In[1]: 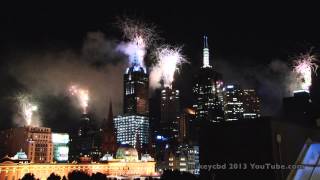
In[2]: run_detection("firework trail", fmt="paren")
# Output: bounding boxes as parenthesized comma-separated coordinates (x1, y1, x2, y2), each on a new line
(293, 52, 319, 91)
(16, 93, 38, 126)
(69, 85, 89, 114)
(150, 46, 187, 89)
(116, 17, 158, 72)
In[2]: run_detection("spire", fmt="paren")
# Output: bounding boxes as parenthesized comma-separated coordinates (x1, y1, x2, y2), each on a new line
(107, 100, 113, 123)
(203, 35, 211, 68)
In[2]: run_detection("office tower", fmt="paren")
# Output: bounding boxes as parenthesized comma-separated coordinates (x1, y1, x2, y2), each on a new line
(242, 89, 261, 119)
(0, 126, 53, 163)
(160, 87, 180, 145)
(224, 85, 244, 121)
(224, 85, 261, 121)
(123, 65, 149, 115)
(178, 108, 196, 143)
(193, 36, 224, 122)
(115, 60, 150, 149)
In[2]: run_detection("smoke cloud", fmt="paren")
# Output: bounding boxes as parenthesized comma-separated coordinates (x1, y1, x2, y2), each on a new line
(8, 32, 127, 129)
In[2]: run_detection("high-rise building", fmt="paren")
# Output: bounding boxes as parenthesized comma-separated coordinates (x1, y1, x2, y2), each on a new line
(242, 89, 261, 119)
(224, 85, 245, 121)
(114, 115, 149, 148)
(178, 108, 196, 143)
(193, 36, 224, 122)
(0, 126, 53, 163)
(224, 84, 261, 121)
(114, 60, 150, 150)
(160, 87, 180, 145)
(69, 114, 103, 162)
(123, 66, 149, 115)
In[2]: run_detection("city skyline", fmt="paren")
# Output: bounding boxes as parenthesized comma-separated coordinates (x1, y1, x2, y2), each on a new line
(1, 3, 320, 180)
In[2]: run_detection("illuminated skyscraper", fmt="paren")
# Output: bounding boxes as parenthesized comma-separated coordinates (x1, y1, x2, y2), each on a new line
(193, 36, 224, 122)
(224, 85, 244, 121)
(115, 62, 150, 149)
(160, 87, 180, 145)
(123, 65, 149, 115)
(224, 84, 261, 121)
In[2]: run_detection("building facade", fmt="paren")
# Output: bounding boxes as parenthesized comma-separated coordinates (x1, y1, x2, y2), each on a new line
(114, 115, 149, 148)
(168, 144, 200, 175)
(193, 36, 224, 122)
(0, 146, 156, 180)
(0, 126, 53, 163)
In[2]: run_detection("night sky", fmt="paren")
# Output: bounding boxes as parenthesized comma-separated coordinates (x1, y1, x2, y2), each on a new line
(1, 3, 320, 130)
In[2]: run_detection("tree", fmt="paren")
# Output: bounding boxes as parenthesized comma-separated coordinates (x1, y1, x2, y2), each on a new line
(47, 173, 61, 180)
(91, 172, 107, 180)
(68, 170, 90, 180)
(21, 173, 36, 180)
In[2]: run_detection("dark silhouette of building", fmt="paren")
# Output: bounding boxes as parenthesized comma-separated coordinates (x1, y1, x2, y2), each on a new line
(193, 36, 224, 122)
(69, 113, 102, 162)
(199, 117, 320, 180)
(283, 91, 316, 126)
(101, 101, 118, 155)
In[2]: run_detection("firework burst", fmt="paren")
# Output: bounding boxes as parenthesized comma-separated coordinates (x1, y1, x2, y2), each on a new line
(16, 93, 38, 126)
(150, 45, 187, 88)
(293, 52, 319, 91)
(116, 17, 158, 71)
(69, 85, 89, 114)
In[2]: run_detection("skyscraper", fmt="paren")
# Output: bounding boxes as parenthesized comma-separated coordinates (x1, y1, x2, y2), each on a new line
(224, 84, 261, 121)
(193, 36, 224, 122)
(224, 85, 245, 121)
(115, 61, 150, 149)
(242, 89, 261, 119)
(160, 87, 180, 145)
(123, 66, 149, 115)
